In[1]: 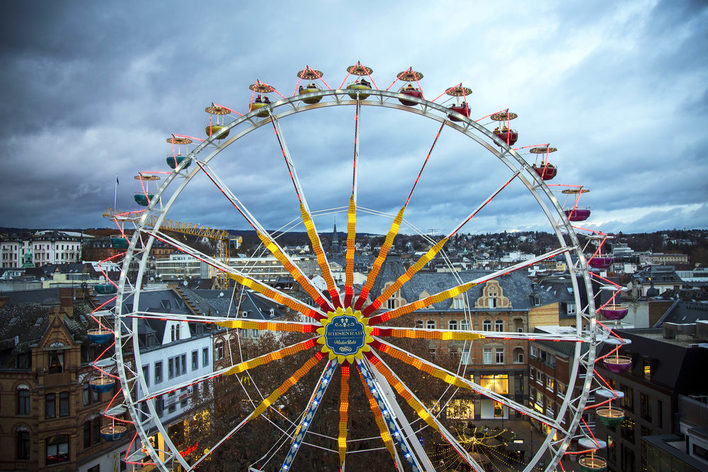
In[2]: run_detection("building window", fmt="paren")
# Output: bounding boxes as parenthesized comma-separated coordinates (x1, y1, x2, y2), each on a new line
(513, 348, 524, 364)
(48, 351, 64, 374)
(460, 319, 469, 331)
(529, 367, 535, 380)
(155, 361, 163, 384)
(59, 391, 69, 417)
(488, 297, 497, 308)
(46, 435, 69, 464)
(452, 297, 465, 309)
(17, 386, 30, 415)
(643, 360, 651, 380)
(483, 347, 493, 365)
(620, 385, 634, 412)
(202, 347, 209, 367)
(530, 346, 538, 358)
(448, 320, 458, 330)
(386, 298, 396, 309)
(426, 320, 436, 330)
(168, 358, 175, 379)
(83, 384, 90, 406)
(45, 393, 56, 419)
(495, 320, 504, 332)
(168, 392, 176, 413)
(546, 377, 555, 392)
(461, 348, 470, 364)
(16, 430, 30, 460)
(557, 383, 567, 398)
(192, 351, 198, 371)
(495, 348, 505, 364)
(482, 320, 492, 331)
(640, 393, 652, 422)
(620, 417, 635, 442)
(480, 375, 509, 394)
(216, 342, 224, 361)
(83, 421, 91, 448)
(415, 320, 424, 329)
(567, 303, 576, 315)
(155, 397, 164, 417)
(142, 365, 150, 387)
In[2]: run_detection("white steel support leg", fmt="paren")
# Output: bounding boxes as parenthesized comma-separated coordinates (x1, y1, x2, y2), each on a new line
(369, 361, 436, 471)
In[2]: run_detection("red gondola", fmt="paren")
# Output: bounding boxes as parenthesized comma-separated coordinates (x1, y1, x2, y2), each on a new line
(493, 127, 519, 145)
(448, 102, 470, 121)
(532, 163, 557, 180)
(565, 208, 591, 221)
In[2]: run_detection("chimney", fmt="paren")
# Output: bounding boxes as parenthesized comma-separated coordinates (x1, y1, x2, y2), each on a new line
(663, 322, 678, 339)
(59, 287, 73, 316)
(696, 320, 708, 342)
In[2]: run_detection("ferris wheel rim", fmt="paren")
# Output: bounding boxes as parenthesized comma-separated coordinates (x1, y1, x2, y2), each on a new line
(113, 87, 600, 472)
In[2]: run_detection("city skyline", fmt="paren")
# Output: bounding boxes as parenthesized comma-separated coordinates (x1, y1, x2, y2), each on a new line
(1, 0, 706, 234)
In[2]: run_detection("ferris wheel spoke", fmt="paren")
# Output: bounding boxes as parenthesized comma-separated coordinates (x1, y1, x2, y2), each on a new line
(189, 352, 326, 471)
(362, 172, 521, 317)
(363, 351, 486, 471)
(345, 101, 361, 307)
(354, 121, 446, 310)
(299, 203, 343, 308)
(371, 326, 586, 343)
(281, 359, 338, 471)
(270, 114, 343, 308)
(193, 159, 334, 313)
(371, 338, 566, 434)
(225, 337, 320, 376)
(368, 246, 571, 325)
(145, 229, 326, 321)
(345, 196, 357, 307)
(217, 318, 319, 333)
(355, 364, 400, 467)
(338, 364, 351, 467)
(138, 338, 319, 405)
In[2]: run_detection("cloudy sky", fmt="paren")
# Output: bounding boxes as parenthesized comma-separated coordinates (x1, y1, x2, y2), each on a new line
(1, 0, 706, 236)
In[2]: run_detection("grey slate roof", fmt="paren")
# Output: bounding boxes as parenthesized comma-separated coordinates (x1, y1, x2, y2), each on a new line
(655, 300, 708, 326)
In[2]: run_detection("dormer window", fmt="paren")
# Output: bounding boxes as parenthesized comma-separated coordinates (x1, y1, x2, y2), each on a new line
(47, 343, 66, 374)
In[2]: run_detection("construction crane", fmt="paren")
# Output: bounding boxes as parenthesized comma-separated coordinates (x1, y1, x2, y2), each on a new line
(102, 208, 241, 289)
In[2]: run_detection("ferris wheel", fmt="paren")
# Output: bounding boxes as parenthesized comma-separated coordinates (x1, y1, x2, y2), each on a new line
(95, 63, 629, 472)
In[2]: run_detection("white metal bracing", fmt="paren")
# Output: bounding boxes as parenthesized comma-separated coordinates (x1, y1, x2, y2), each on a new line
(113, 87, 599, 472)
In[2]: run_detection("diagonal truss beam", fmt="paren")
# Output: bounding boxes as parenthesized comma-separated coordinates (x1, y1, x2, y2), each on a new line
(368, 246, 571, 325)
(270, 114, 342, 308)
(364, 351, 485, 472)
(362, 172, 520, 317)
(138, 338, 318, 402)
(371, 326, 586, 343)
(357, 359, 422, 472)
(145, 229, 326, 321)
(281, 359, 338, 470)
(193, 159, 333, 313)
(371, 338, 566, 433)
(355, 121, 446, 310)
(189, 352, 325, 471)
(355, 364, 400, 467)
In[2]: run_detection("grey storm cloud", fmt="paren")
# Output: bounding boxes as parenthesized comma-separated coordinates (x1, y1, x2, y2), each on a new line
(1, 0, 706, 235)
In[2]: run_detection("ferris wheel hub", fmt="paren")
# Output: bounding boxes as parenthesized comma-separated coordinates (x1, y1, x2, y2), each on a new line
(317, 307, 373, 364)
